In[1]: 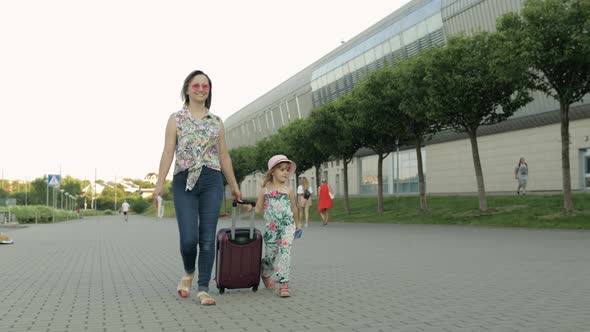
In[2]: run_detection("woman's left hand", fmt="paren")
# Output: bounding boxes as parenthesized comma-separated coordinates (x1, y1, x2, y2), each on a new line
(231, 186, 242, 202)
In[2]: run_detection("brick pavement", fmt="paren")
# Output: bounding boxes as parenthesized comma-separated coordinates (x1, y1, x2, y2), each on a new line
(1, 214, 589, 332)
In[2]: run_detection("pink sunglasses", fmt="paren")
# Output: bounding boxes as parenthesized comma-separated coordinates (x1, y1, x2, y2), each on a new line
(191, 83, 210, 92)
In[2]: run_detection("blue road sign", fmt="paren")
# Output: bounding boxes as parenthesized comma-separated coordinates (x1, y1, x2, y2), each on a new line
(48, 174, 61, 187)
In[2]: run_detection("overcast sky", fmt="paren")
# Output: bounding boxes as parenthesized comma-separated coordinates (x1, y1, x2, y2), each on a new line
(0, 0, 411, 182)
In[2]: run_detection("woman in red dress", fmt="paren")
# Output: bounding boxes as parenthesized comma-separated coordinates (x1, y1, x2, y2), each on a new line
(317, 178, 334, 226)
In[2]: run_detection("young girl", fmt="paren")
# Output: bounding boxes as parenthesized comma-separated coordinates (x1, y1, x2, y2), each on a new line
(254, 154, 301, 297)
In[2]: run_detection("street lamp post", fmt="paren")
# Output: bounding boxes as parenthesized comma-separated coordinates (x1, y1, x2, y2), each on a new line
(60, 189, 65, 210)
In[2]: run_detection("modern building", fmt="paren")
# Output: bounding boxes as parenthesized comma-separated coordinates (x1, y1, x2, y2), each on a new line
(224, 0, 590, 198)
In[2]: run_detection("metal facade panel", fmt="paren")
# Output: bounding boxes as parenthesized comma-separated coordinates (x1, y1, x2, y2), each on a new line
(443, 0, 523, 35)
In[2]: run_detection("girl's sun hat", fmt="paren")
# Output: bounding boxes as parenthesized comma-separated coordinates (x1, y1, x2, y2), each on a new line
(267, 154, 297, 177)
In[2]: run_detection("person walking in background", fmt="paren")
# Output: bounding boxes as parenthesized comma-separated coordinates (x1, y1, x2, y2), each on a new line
(317, 178, 334, 226)
(296, 176, 313, 227)
(253, 155, 301, 297)
(515, 157, 528, 195)
(121, 200, 130, 222)
(153, 70, 242, 306)
(156, 194, 164, 218)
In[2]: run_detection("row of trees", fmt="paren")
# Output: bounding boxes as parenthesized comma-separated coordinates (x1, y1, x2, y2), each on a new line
(228, 0, 590, 214)
(0, 176, 164, 213)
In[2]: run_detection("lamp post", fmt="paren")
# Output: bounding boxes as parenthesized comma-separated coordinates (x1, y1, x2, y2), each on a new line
(60, 189, 65, 210)
(65, 192, 69, 211)
(114, 176, 117, 212)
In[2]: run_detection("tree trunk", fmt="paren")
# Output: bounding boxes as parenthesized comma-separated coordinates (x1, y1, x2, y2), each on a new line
(343, 159, 351, 214)
(415, 139, 427, 210)
(377, 154, 384, 215)
(315, 164, 322, 188)
(468, 131, 487, 212)
(560, 100, 574, 213)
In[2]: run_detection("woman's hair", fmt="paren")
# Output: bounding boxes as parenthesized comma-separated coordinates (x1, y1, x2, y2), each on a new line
(321, 178, 327, 184)
(300, 177, 309, 191)
(181, 70, 212, 109)
(262, 162, 291, 188)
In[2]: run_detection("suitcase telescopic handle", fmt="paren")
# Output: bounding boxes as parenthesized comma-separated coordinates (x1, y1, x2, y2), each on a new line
(231, 200, 257, 240)
(232, 200, 256, 207)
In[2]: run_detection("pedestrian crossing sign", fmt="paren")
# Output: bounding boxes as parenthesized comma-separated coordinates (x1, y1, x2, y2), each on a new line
(48, 174, 61, 187)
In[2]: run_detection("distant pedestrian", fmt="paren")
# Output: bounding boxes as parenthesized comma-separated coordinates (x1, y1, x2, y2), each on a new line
(297, 176, 313, 227)
(156, 194, 164, 218)
(515, 157, 528, 195)
(121, 200, 130, 221)
(317, 178, 334, 226)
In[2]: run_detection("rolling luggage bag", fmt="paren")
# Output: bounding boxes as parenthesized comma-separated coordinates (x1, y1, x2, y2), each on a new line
(215, 200, 262, 294)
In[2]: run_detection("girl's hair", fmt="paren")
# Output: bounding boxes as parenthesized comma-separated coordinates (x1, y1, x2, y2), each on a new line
(181, 70, 212, 109)
(300, 177, 309, 191)
(262, 162, 291, 188)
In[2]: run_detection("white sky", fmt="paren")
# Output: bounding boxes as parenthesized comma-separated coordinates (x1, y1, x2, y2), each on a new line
(1, 0, 411, 182)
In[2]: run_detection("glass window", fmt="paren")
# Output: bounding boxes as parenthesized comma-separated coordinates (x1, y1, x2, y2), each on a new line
(426, 12, 443, 33)
(390, 35, 401, 51)
(347, 60, 356, 72)
(381, 40, 392, 55)
(364, 48, 376, 65)
(326, 70, 335, 85)
(416, 20, 428, 38)
(335, 65, 344, 81)
(402, 25, 419, 45)
(354, 55, 365, 70)
(374, 43, 384, 60)
(360, 156, 379, 194)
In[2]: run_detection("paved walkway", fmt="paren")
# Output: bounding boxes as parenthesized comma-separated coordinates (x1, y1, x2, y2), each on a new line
(1, 215, 589, 332)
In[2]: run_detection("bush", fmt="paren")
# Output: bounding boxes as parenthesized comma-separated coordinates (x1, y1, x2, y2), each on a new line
(8, 205, 76, 223)
(130, 198, 150, 214)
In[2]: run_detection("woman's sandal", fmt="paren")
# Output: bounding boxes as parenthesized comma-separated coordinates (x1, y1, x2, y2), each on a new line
(262, 276, 275, 290)
(279, 283, 290, 298)
(196, 291, 216, 306)
(176, 275, 193, 298)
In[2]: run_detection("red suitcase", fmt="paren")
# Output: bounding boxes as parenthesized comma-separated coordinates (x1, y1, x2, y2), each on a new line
(215, 200, 262, 294)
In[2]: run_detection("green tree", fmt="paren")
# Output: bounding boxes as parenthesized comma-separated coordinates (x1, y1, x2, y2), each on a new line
(254, 136, 285, 174)
(309, 96, 362, 213)
(100, 185, 127, 211)
(229, 145, 259, 186)
(276, 119, 319, 184)
(29, 177, 48, 206)
(498, 0, 590, 213)
(131, 179, 155, 189)
(355, 67, 410, 214)
(426, 33, 532, 212)
(393, 51, 442, 210)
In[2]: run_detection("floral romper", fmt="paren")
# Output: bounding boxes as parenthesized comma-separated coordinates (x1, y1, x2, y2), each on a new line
(261, 188, 296, 283)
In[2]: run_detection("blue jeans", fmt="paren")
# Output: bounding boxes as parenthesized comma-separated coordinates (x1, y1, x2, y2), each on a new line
(173, 167, 223, 292)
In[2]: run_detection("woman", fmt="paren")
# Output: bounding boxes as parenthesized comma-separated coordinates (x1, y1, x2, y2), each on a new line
(514, 157, 528, 195)
(317, 178, 334, 226)
(153, 70, 241, 306)
(296, 176, 313, 227)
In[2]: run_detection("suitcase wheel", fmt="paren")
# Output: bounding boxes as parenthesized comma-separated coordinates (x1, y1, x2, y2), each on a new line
(219, 287, 225, 294)
(252, 285, 258, 292)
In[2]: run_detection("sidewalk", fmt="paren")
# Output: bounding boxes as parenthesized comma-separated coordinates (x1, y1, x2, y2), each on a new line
(1, 215, 589, 331)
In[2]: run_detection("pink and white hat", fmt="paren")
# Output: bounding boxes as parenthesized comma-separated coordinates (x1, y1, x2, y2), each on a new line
(267, 154, 297, 177)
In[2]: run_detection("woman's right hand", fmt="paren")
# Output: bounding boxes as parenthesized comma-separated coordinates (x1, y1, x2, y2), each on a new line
(153, 184, 164, 206)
